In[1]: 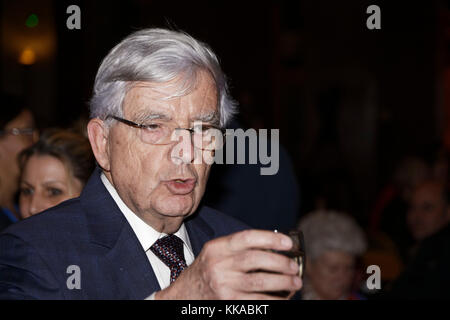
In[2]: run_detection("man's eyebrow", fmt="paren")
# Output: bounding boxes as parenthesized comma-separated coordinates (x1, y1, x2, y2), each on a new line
(134, 112, 172, 123)
(192, 112, 220, 125)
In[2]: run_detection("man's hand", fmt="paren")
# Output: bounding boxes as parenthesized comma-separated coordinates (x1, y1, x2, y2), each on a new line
(155, 229, 302, 300)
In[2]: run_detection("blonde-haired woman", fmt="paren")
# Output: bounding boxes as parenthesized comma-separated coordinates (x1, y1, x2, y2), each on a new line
(18, 128, 95, 219)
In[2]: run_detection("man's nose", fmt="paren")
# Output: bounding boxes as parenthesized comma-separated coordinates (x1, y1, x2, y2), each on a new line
(170, 129, 195, 164)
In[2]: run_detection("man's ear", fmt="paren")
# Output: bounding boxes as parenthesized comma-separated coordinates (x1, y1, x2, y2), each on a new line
(87, 118, 111, 171)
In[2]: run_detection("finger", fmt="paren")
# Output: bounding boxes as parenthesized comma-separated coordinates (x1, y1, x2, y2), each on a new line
(233, 250, 300, 275)
(227, 229, 293, 252)
(239, 272, 302, 293)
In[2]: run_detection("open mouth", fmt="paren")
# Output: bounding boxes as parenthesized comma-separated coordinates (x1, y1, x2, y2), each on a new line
(164, 178, 197, 195)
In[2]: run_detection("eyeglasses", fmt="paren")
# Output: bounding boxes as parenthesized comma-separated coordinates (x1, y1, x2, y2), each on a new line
(0, 128, 35, 138)
(107, 115, 225, 151)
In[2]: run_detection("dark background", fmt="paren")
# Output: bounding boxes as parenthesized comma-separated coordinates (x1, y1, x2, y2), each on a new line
(1, 0, 449, 226)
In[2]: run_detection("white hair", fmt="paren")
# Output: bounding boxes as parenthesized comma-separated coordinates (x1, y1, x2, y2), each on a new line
(297, 210, 367, 261)
(90, 28, 237, 127)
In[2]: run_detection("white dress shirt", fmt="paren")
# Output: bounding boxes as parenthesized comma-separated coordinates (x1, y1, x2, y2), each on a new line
(100, 173, 195, 299)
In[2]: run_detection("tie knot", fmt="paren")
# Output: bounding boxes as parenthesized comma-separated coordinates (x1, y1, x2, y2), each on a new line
(150, 234, 187, 282)
(155, 233, 184, 251)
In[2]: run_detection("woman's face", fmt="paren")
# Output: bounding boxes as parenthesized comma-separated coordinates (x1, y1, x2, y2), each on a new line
(306, 250, 356, 300)
(19, 155, 83, 219)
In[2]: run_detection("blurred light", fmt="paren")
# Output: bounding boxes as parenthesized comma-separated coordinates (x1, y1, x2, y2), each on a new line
(25, 14, 39, 28)
(19, 48, 36, 65)
(1, 1, 56, 64)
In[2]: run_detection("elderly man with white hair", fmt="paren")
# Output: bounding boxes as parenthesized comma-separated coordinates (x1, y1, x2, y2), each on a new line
(0, 28, 302, 300)
(298, 210, 367, 300)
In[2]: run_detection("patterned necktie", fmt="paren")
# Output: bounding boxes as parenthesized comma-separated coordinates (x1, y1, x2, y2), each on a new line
(150, 234, 188, 283)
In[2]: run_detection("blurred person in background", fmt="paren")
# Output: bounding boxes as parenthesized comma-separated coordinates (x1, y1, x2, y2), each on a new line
(407, 179, 450, 247)
(298, 210, 367, 300)
(384, 179, 450, 298)
(17, 128, 95, 219)
(369, 156, 430, 242)
(366, 150, 448, 289)
(367, 156, 430, 273)
(0, 94, 38, 230)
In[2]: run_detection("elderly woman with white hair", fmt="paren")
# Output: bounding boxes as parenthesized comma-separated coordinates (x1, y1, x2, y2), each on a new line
(298, 210, 367, 300)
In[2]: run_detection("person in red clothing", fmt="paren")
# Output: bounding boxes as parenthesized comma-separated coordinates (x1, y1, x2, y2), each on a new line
(368, 156, 430, 268)
(383, 179, 450, 298)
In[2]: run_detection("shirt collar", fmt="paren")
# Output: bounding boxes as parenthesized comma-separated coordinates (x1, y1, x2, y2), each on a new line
(100, 172, 193, 253)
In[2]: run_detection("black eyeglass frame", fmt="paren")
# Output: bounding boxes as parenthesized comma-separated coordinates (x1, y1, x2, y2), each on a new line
(106, 115, 226, 150)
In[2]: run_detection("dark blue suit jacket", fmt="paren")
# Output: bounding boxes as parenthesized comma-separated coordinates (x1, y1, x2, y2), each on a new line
(0, 168, 248, 299)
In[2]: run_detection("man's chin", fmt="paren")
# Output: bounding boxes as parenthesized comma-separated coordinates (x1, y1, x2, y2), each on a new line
(155, 194, 197, 217)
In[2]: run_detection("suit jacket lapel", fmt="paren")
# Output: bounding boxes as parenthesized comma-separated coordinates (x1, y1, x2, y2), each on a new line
(81, 167, 160, 299)
(105, 223, 161, 299)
